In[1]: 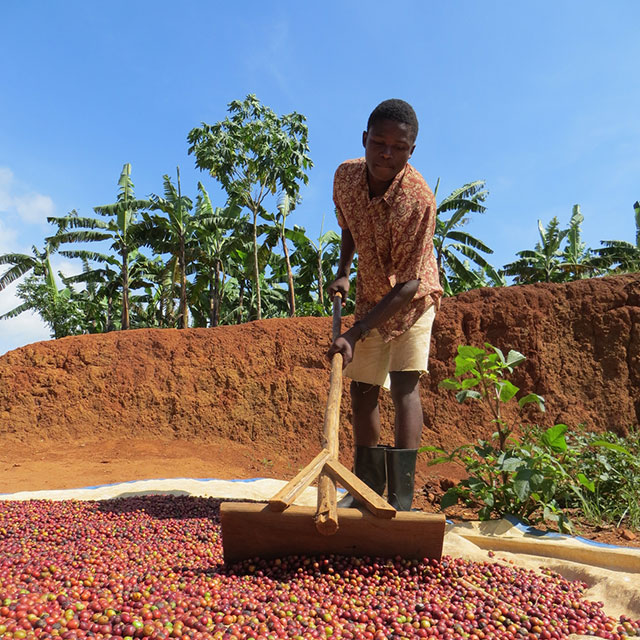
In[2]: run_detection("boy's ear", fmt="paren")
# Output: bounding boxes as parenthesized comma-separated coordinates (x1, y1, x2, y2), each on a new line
(362, 130, 368, 148)
(409, 143, 416, 157)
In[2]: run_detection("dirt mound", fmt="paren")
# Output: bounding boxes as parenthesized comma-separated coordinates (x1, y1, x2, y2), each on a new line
(1, 274, 639, 495)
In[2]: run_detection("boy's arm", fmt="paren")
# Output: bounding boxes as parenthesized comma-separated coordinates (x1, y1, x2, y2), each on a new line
(327, 228, 356, 299)
(327, 279, 419, 366)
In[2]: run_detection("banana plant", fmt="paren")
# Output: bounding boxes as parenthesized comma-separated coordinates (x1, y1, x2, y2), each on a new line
(434, 180, 501, 295)
(189, 183, 245, 327)
(592, 201, 640, 273)
(558, 205, 598, 280)
(289, 217, 340, 315)
(260, 193, 299, 316)
(503, 217, 569, 284)
(47, 163, 150, 330)
(0, 243, 59, 321)
(138, 167, 197, 329)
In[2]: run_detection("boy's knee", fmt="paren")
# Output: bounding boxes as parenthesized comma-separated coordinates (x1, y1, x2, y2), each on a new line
(389, 371, 421, 400)
(351, 380, 380, 393)
(350, 380, 380, 405)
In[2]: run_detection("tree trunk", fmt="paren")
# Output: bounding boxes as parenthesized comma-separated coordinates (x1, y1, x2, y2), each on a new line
(317, 248, 324, 307)
(282, 234, 295, 317)
(211, 260, 220, 327)
(238, 281, 244, 324)
(121, 249, 130, 330)
(106, 295, 112, 332)
(252, 210, 262, 320)
(179, 236, 188, 329)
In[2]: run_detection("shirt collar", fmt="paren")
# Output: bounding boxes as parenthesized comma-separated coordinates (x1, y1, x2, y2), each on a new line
(381, 164, 408, 205)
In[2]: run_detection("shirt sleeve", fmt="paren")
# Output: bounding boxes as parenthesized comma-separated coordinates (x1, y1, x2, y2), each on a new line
(391, 192, 437, 283)
(333, 165, 349, 230)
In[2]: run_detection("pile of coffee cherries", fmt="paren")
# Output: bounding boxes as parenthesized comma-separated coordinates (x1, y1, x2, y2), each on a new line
(0, 495, 638, 640)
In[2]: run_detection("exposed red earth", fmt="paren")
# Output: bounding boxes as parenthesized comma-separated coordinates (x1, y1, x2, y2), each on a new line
(1, 274, 639, 547)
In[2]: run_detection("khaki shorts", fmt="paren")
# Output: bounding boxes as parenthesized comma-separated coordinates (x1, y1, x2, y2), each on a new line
(344, 305, 436, 390)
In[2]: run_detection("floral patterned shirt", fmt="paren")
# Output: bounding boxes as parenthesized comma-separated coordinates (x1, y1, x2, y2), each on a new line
(333, 158, 442, 341)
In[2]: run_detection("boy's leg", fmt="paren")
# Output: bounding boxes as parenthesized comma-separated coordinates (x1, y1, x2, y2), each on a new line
(350, 381, 381, 445)
(385, 305, 436, 510)
(389, 371, 422, 448)
(344, 328, 390, 445)
(337, 382, 385, 507)
(386, 373, 421, 510)
(338, 334, 390, 508)
(387, 303, 436, 447)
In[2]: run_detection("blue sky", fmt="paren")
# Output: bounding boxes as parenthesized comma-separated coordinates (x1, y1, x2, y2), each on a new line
(1, 1, 639, 355)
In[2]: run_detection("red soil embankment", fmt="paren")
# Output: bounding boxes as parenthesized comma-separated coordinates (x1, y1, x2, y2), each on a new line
(1, 274, 638, 497)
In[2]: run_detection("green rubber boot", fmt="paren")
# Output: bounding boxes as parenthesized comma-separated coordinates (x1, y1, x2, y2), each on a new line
(386, 448, 418, 511)
(337, 445, 387, 508)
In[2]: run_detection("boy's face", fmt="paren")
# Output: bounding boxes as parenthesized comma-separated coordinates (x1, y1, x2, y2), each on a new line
(362, 119, 416, 192)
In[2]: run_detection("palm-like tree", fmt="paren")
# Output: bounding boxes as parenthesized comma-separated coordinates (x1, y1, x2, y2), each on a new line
(290, 217, 340, 315)
(592, 201, 640, 273)
(125, 256, 177, 329)
(138, 167, 197, 329)
(261, 193, 299, 316)
(189, 183, 245, 327)
(61, 256, 117, 332)
(0, 243, 58, 320)
(558, 205, 598, 280)
(502, 217, 568, 284)
(504, 206, 603, 284)
(448, 261, 507, 294)
(434, 180, 500, 295)
(47, 164, 150, 330)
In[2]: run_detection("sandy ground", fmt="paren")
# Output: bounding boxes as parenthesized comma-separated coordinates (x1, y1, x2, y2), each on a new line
(0, 437, 275, 494)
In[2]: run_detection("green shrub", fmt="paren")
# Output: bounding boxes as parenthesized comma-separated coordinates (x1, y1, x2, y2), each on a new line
(425, 343, 640, 534)
(423, 344, 586, 532)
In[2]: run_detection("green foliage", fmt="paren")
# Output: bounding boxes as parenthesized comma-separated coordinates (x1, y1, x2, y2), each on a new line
(503, 206, 599, 284)
(560, 428, 640, 530)
(424, 424, 587, 532)
(15, 275, 88, 338)
(47, 163, 151, 330)
(591, 201, 640, 273)
(188, 185, 245, 327)
(437, 343, 544, 449)
(188, 94, 312, 320)
(0, 244, 58, 320)
(140, 167, 197, 328)
(2, 93, 637, 340)
(433, 180, 501, 295)
(261, 193, 299, 316)
(289, 216, 341, 316)
(427, 342, 640, 533)
(423, 343, 582, 529)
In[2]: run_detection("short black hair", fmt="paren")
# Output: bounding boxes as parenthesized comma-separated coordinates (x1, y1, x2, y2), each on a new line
(367, 99, 419, 141)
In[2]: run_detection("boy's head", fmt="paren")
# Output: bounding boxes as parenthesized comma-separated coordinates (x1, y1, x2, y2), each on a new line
(366, 99, 419, 142)
(363, 99, 418, 193)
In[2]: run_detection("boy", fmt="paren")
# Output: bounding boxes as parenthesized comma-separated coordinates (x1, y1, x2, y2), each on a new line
(327, 99, 442, 510)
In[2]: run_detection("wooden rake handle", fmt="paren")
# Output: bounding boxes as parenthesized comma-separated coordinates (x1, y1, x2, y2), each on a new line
(314, 294, 344, 535)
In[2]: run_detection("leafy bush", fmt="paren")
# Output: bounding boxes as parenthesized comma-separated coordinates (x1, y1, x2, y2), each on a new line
(562, 428, 640, 530)
(422, 344, 585, 532)
(424, 343, 640, 533)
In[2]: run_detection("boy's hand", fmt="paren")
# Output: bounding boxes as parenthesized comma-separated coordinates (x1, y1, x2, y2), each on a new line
(326, 328, 358, 367)
(327, 276, 350, 303)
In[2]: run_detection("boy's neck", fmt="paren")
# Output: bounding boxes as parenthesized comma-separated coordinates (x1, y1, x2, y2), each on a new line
(368, 181, 389, 199)
(366, 166, 403, 198)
